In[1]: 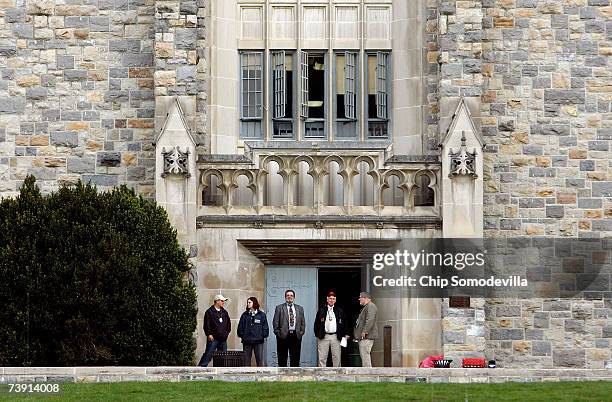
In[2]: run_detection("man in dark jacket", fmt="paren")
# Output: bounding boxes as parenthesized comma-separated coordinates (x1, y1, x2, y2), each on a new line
(198, 294, 231, 367)
(314, 291, 348, 367)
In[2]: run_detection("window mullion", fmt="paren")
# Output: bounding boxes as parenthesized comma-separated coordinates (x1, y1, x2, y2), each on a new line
(300, 50, 309, 119)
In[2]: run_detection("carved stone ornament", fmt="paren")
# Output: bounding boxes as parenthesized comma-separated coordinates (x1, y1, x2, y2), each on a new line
(161, 146, 190, 178)
(448, 132, 477, 179)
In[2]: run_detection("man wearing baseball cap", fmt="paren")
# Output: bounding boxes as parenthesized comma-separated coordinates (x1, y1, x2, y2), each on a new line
(354, 291, 378, 367)
(198, 294, 231, 366)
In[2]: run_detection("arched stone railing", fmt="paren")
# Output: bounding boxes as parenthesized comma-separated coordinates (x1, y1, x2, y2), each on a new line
(198, 144, 441, 222)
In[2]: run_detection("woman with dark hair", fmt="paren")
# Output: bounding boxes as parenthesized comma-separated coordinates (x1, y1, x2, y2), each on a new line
(237, 296, 269, 366)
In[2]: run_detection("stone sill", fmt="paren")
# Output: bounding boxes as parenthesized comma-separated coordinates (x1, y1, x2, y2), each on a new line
(1, 367, 611, 383)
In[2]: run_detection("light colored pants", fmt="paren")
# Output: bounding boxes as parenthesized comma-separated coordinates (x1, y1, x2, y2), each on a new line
(317, 334, 341, 367)
(358, 339, 374, 367)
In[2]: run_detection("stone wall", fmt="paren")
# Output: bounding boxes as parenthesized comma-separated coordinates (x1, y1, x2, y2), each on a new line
(0, 0, 156, 198)
(435, 0, 611, 369)
(481, 0, 611, 238)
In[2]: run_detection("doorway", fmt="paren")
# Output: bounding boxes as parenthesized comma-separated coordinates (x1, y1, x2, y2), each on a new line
(264, 266, 362, 367)
(317, 267, 362, 367)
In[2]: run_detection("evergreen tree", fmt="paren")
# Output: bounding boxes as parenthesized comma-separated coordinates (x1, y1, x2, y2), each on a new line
(0, 176, 197, 366)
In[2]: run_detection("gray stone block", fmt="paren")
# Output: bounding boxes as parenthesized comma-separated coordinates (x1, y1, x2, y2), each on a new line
(175, 28, 197, 49)
(592, 220, 612, 231)
(56, 55, 74, 70)
(496, 305, 521, 317)
(546, 205, 564, 218)
(97, 152, 122, 167)
(104, 91, 129, 102)
(443, 331, 465, 344)
(177, 66, 197, 81)
(5, 9, 25, 23)
(109, 68, 129, 78)
(50, 132, 79, 147)
(180, 1, 198, 14)
(597, 128, 612, 140)
(65, 17, 89, 28)
(585, 20, 605, 33)
(83, 111, 100, 121)
(64, 70, 88, 81)
(67, 157, 95, 174)
(580, 160, 595, 171)
(122, 54, 153, 67)
(0, 97, 26, 113)
(82, 174, 119, 187)
(531, 124, 570, 136)
(523, 144, 543, 155)
(12, 24, 33, 39)
(490, 329, 523, 340)
(464, 31, 482, 43)
(592, 182, 612, 197)
(109, 40, 141, 53)
(26, 87, 47, 100)
(588, 141, 608, 151)
(577, 199, 602, 209)
(576, 41, 598, 55)
(566, 179, 585, 188)
(61, 111, 82, 121)
(553, 349, 585, 368)
(519, 198, 545, 209)
(127, 166, 146, 181)
(90, 16, 109, 32)
(532, 341, 551, 356)
(500, 219, 521, 230)
(544, 90, 585, 105)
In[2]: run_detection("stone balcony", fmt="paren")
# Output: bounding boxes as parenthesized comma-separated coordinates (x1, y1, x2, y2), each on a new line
(196, 142, 441, 227)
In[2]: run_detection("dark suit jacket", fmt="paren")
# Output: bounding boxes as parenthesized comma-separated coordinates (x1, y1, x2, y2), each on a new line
(314, 305, 347, 341)
(273, 303, 305, 340)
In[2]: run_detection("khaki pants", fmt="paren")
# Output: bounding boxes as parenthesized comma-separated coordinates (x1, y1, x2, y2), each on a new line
(317, 334, 341, 367)
(358, 339, 374, 367)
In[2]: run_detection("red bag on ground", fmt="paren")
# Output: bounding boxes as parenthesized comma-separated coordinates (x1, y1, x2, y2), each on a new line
(419, 354, 443, 368)
(462, 358, 486, 368)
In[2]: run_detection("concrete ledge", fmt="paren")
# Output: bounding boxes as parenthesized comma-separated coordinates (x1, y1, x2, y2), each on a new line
(1, 367, 611, 383)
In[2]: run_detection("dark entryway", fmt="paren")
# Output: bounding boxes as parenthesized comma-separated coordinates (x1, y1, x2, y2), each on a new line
(317, 267, 362, 367)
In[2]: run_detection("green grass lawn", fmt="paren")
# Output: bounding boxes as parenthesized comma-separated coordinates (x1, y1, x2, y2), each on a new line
(1, 381, 610, 402)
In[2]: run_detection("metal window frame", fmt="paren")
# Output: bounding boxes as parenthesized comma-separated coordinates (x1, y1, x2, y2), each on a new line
(272, 50, 286, 119)
(366, 51, 391, 140)
(344, 51, 357, 120)
(240, 51, 264, 120)
(300, 50, 309, 119)
(375, 51, 389, 120)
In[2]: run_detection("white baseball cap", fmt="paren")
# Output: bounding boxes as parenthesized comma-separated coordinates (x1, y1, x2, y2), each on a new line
(214, 294, 229, 301)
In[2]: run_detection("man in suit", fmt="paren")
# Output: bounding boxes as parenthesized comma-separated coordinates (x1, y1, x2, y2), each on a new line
(354, 291, 378, 367)
(272, 289, 305, 367)
(314, 290, 348, 367)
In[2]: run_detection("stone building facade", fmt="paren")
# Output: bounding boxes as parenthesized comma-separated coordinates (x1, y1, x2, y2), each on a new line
(0, 0, 610, 368)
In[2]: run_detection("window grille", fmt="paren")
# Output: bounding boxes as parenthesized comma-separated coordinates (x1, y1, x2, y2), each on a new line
(240, 52, 263, 119)
(300, 51, 309, 118)
(344, 51, 357, 120)
(376, 51, 388, 120)
(273, 51, 286, 119)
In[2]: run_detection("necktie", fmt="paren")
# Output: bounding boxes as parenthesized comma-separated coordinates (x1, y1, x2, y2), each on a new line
(289, 305, 295, 327)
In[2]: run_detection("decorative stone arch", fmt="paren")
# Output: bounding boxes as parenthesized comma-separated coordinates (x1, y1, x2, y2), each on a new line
(381, 169, 409, 207)
(412, 169, 437, 207)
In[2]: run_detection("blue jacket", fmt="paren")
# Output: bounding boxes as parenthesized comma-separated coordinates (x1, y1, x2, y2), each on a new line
(237, 310, 269, 344)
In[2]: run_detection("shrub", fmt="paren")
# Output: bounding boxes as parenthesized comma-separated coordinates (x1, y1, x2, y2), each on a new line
(0, 176, 197, 366)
